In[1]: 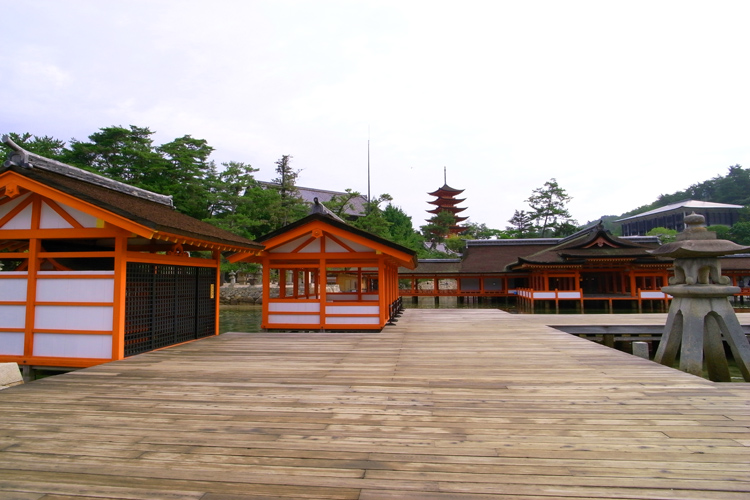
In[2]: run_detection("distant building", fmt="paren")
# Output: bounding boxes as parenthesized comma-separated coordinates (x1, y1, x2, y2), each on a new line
(258, 181, 368, 220)
(617, 200, 744, 236)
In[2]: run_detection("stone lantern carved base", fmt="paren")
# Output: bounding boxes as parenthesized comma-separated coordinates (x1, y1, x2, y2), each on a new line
(655, 284, 750, 382)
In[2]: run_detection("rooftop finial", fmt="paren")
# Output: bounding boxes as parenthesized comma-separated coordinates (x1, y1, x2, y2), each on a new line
(444, 166, 447, 185)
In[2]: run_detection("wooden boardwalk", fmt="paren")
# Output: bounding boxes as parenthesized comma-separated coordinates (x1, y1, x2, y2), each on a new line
(1, 309, 749, 500)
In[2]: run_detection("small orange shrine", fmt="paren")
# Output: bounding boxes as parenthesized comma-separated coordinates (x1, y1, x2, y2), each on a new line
(0, 136, 263, 371)
(426, 172, 468, 235)
(229, 201, 417, 330)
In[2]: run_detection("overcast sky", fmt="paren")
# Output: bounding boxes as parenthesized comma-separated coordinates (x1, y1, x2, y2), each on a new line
(4, 1, 750, 231)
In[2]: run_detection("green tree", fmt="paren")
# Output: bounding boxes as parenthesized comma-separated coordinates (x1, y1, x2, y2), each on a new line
(463, 222, 504, 240)
(707, 224, 732, 241)
(64, 125, 162, 184)
(63, 126, 218, 220)
(730, 221, 750, 245)
(506, 209, 536, 238)
(323, 188, 364, 218)
(269, 155, 307, 227)
(382, 204, 426, 253)
(420, 210, 456, 247)
(204, 161, 263, 238)
(444, 235, 466, 253)
(646, 227, 678, 244)
(352, 194, 393, 239)
(526, 178, 576, 237)
(156, 135, 215, 219)
(1, 132, 67, 159)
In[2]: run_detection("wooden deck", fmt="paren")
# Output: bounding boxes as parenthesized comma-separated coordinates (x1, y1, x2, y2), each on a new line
(1, 309, 749, 499)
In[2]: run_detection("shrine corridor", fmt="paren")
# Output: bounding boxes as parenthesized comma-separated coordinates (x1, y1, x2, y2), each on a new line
(0, 309, 749, 499)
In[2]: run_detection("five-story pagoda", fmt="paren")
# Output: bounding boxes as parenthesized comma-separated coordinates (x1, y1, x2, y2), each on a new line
(426, 169, 468, 236)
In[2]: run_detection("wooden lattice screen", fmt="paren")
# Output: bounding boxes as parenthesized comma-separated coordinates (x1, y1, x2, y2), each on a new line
(124, 263, 216, 357)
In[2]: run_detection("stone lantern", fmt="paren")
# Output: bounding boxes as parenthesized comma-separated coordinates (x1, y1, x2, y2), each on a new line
(650, 213, 750, 381)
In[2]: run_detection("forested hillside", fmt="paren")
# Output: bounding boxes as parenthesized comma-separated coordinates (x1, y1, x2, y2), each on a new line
(620, 165, 750, 218)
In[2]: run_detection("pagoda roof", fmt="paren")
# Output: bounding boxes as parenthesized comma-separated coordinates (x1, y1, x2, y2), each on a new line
(427, 206, 467, 214)
(428, 197, 466, 206)
(428, 184, 464, 197)
(425, 215, 468, 224)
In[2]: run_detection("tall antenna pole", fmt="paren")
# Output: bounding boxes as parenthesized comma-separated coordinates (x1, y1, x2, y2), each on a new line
(367, 126, 371, 213)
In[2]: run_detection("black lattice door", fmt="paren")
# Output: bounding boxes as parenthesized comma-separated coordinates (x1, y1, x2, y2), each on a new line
(124, 263, 217, 357)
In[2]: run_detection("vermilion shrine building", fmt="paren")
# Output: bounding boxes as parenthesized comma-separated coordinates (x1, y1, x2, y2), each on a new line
(229, 202, 417, 331)
(398, 223, 750, 312)
(0, 136, 263, 372)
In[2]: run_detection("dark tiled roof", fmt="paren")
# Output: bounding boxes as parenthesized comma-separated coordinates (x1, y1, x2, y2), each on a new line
(2, 164, 262, 251)
(512, 226, 664, 266)
(461, 241, 557, 272)
(719, 254, 750, 270)
(400, 259, 462, 274)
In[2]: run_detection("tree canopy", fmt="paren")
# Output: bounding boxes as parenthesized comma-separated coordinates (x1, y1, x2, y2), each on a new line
(4, 126, 586, 258)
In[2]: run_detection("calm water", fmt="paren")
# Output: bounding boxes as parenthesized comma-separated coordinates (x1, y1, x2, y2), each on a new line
(219, 305, 264, 333)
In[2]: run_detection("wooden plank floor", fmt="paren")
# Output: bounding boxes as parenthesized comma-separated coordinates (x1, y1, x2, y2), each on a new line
(1, 309, 749, 500)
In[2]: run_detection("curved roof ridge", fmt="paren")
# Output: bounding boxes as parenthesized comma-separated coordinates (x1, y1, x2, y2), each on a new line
(2, 134, 174, 207)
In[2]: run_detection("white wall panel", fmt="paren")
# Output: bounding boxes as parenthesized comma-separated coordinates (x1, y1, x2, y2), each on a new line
(37, 271, 114, 276)
(0, 305, 25, 328)
(58, 203, 99, 228)
(0, 193, 31, 227)
(2, 204, 32, 230)
(267, 314, 320, 324)
(35, 306, 113, 330)
(297, 238, 321, 253)
(326, 305, 379, 315)
(0, 332, 24, 355)
(36, 279, 114, 302)
(40, 202, 74, 229)
(322, 237, 346, 253)
(326, 317, 380, 325)
(334, 236, 373, 252)
(33, 333, 112, 358)
(0, 279, 27, 301)
(268, 302, 320, 312)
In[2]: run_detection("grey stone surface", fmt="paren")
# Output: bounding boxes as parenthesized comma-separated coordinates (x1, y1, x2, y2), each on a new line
(0, 363, 23, 389)
(653, 213, 750, 381)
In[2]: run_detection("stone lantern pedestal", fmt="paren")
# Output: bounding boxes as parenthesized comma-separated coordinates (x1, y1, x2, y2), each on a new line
(656, 283, 750, 381)
(651, 213, 750, 382)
